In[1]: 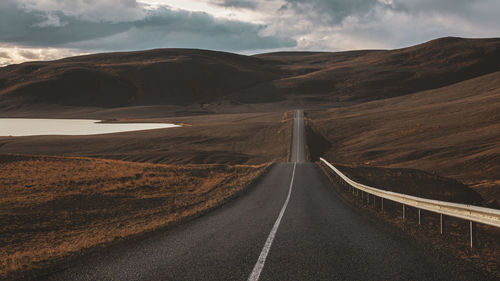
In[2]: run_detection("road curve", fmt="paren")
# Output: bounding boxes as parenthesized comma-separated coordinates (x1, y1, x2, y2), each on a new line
(36, 110, 492, 281)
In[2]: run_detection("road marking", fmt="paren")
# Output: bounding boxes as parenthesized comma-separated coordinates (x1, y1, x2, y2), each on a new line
(248, 110, 300, 281)
(247, 162, 296, 281)
(296, 110, 300, 162)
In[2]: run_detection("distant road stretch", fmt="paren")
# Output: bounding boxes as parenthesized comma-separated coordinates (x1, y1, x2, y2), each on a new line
(39, 110, 491, 281)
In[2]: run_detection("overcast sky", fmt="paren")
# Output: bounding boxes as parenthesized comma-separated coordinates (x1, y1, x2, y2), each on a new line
(1, 0, 499, 65)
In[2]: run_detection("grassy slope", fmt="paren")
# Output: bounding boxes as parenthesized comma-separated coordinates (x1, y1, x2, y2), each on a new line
(0, 155, 269, 279)
(307, 71, 500, 205)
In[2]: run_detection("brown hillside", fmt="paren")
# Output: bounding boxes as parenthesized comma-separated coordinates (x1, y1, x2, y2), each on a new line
(306, 71, 500, 204)
(0, 49, 284, 108)
(1, 37, 499, 109)
(258, 37, 500, 102)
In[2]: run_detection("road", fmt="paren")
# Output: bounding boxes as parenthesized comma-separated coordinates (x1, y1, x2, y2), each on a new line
(38, 110, 492, 281)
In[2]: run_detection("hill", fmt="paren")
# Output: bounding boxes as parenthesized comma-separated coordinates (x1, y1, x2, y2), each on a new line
(1, 37, 499, 110)
(0, 49, 284, 109)
(306, 70, 500, 205)
(257, 37, 500, 103)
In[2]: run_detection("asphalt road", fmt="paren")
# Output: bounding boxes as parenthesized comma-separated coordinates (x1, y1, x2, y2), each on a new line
(37, 110, 492, 281)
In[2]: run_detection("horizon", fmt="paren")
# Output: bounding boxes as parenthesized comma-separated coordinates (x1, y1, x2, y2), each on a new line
(1, 0, 500, 66)
(2, 35, 495, 66)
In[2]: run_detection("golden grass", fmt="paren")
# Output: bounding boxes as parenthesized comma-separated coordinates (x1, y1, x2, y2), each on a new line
(0, 154, 269, 278)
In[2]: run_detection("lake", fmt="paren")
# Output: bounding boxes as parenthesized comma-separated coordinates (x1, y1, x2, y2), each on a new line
(0, 118, 180, 136)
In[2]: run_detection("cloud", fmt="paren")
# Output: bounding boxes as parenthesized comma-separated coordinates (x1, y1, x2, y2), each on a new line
(1, 0, 499, 65)
(69, 7, 296, 51)
(0, 51, 10, 59)
(32, 12, 67, 27)
(211, 0, 258, 9)
(0, 0, 296, 56)
(281, 0, 380, 24)
(17, 0, 146, 22)
(0, 44, 86, 66)
(262, 0, 500, 51)
(0, 0, 133, 46)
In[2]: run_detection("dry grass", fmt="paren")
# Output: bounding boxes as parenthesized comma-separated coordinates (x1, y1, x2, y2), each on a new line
(0, 154, 270, 279)
(306, 71, 500, 205)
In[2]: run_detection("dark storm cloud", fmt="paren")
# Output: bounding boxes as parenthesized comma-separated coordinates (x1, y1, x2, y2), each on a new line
(281, 0, 380, 24)
(0, 0, 295, 52)
(0, 3, 132, 46)
(281, 0, 499, 25)
(70, 7, 296, 51)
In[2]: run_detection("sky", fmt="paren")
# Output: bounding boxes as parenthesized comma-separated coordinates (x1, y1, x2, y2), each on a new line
(0, 0, 499, 66)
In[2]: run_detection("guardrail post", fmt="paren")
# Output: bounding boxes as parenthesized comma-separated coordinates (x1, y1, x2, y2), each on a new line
(402, 204, 406, 221)
(440, 214, 446, 235)
(470, 221, 476, 248)
(320, 158, 500, 245)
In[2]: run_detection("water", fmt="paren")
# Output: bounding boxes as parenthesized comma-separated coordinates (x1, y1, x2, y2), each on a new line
(0, 118, 181, 136)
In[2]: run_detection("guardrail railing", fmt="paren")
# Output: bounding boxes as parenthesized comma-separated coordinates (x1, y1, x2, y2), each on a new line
(320, 158, 500, 248)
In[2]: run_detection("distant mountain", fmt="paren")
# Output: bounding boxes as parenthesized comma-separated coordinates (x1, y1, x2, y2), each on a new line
(1, 37, 499, 108)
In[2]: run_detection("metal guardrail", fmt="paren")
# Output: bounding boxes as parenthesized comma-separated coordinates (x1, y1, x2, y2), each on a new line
(320, 158, 500, 248)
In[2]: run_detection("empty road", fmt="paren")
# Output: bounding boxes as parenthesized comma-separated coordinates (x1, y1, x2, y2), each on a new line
(38, 110, 492, 281)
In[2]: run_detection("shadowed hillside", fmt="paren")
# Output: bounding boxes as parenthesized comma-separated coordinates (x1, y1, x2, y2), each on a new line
(0, 49, 284, 108)
(1, 37, 499, 109)
(257, 37, 500, 102)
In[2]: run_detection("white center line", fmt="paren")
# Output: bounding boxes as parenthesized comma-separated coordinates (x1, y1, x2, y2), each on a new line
(247, 110, 300, 281)
(296, 110, 300, 162)
(247, 162, 296, 281)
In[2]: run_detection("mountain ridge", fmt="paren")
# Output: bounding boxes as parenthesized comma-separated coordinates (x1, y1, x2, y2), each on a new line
(1, 36, 499, 109)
